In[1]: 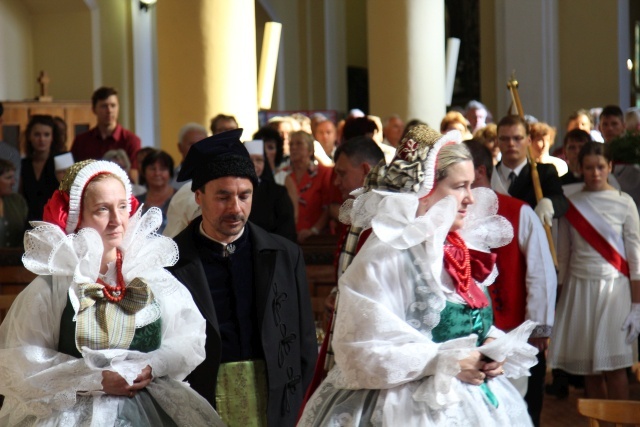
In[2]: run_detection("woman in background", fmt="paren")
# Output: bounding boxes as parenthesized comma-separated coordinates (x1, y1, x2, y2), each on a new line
(283, 131, 332, 243)
(21, 114, 66, 221)
(137, 150, 176, 234)
(103, 148, 146, 196)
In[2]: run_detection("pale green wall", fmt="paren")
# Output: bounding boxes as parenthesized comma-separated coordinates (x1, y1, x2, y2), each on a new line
(557, 0, 621, 127)
(31, 10, 93, 100)
(0, 0, 34, 99)
(480, 0, 626, 127)
(96, 0, 134, 129)
(345, 0, 367, 68)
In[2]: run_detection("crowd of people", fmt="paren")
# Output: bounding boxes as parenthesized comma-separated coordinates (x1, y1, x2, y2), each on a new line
(0, 84, 640, 426)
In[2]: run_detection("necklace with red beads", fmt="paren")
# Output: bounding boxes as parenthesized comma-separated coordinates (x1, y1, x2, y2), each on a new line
(97, 249, 126, 303)
(443, 232, 475, 303)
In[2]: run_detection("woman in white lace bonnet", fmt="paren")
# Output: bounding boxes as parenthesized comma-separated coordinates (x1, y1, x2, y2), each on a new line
(0, 160, 223, 426)
(299, 125, 538, 426)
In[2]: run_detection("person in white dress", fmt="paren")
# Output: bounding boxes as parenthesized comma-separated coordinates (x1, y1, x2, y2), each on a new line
(299, 125, 538, 427)
(549, 141, 640, 400)
(0, 160, 224, 426)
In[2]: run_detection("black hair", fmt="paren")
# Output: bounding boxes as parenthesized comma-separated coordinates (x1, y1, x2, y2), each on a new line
(334, 136, 384, 168)
(342, 117, 378, 142)
(563, 129, 591, 146)
(25, 115, 64, 158)
(578, 141, 611, 166)
(0, 158, 15, 175)
(253, 126, 284, 167)
(91, 87, 118, 108)
(463, 139, 494, 179)
(141, 149, 175, 180)
(497, 115, 529, 135)
(599, 105, 624, 121)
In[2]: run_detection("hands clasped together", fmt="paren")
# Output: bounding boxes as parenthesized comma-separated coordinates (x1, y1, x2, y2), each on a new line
(102, 365, 153, 398)
(456, 350, 505, 386)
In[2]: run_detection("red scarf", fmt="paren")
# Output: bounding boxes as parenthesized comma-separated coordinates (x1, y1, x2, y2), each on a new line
(443, 232, 496, 308)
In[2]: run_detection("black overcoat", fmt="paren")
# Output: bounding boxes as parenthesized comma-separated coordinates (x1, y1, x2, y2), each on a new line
(168, 218, 317, 427)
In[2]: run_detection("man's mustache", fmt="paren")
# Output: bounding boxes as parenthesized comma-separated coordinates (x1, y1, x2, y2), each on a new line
(221, 214, 246, 222)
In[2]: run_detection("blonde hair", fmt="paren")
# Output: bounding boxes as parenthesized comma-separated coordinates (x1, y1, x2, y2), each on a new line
(290, 130, 315, 156)
(440, 111, 470, 134)
(435, 143, 472, 182)
(473, 123, 497, 143)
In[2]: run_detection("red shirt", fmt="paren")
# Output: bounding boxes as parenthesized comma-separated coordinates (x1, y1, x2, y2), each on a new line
(295, 163, 333, 231)
(71, 124, 141, 168)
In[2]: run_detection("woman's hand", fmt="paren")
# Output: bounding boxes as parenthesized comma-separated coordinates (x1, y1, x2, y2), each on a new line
(479, 337, 506, 379)
(481, 359, 505, 379)
(456, 350, 486, 386)
(102, 365, 153, 397)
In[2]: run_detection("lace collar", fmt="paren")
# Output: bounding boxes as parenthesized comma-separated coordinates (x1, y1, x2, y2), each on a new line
(22, 207, 179, 285)
(344, 187, 513, 252)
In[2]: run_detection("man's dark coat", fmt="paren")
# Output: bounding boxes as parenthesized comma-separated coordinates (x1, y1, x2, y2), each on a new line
(169, 218, 318, 427)
(502, 162, 568, 217)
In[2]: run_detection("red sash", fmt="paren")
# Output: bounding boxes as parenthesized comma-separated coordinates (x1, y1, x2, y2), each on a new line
(565, 200, 629, 277)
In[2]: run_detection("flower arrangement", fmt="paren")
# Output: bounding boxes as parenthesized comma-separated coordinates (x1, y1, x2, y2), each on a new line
(608, 131, 640, 164)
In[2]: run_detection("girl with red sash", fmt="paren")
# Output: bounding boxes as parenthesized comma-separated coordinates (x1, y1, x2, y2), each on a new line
(549, 141, 640, 400)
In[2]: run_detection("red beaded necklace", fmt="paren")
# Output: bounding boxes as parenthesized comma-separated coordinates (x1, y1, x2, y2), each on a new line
(97, 249, 126, 303)
(443, 232, 475, 303)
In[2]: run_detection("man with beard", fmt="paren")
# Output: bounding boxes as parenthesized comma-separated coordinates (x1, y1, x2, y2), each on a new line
(168, 129, 317, 426)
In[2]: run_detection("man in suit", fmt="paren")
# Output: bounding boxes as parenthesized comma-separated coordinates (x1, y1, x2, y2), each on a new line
(168, 129, 317, 427)
(491, 115, 567, 427)
(491, 114, 568, 226)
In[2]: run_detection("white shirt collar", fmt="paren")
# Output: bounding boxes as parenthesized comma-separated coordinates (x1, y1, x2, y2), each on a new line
(499, 158, 528, 182)
(198, 222, 244, 247)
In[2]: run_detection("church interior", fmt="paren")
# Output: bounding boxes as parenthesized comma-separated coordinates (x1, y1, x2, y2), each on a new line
(1, 1, 640, 425)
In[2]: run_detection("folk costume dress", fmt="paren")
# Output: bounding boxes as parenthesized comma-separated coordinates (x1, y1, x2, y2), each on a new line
(0, 160, 223, 427)
(549, 189, 640, 374)
(299, 184, 538, 426)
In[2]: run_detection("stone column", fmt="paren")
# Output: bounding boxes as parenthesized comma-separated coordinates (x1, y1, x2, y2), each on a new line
(157, 0, 259, 160)
(367, 0, 446, 128)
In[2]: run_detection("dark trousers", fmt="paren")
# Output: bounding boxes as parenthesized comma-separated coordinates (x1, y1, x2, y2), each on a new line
(525, 351, 546, 427)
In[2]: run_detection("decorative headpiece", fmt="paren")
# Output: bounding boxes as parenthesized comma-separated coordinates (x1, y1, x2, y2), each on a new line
(176, 128, 259, 191)
(43, 159, 139, 234)
(363, 124, 462, 198)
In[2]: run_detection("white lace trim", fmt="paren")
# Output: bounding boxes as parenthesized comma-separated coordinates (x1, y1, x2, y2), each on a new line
(66, 160, 133, 234)
(23, 208, 180, 302)
(415, 131, 462, 198)
(341, 187, 513, 255)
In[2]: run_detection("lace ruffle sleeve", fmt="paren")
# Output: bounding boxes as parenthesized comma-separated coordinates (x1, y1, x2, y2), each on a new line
(0, 276, 104, 424)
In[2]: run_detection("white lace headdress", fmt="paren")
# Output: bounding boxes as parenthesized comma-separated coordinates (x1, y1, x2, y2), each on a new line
(338, 126, 463, 250)
(42, 159, 135, 234)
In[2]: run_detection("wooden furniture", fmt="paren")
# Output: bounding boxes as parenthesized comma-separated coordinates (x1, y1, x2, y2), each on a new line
(577, 398, 640, 427)
(302, 233, 338, 324)
(0, 100, 96, 154)
(0, 248, 33, 325)
(0, 294, 18, 324)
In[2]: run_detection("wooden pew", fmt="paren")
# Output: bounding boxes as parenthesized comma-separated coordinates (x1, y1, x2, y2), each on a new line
(301, 234, 338, 324)
(0, 248, 34, 322)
